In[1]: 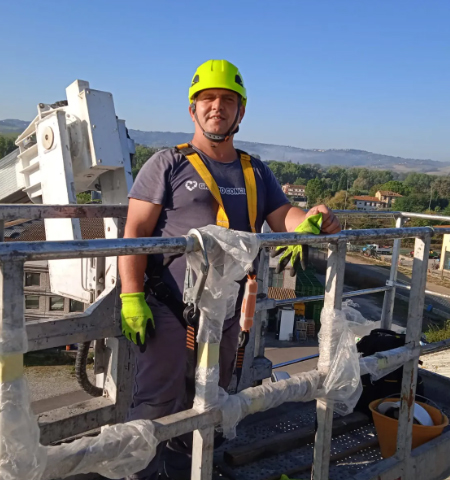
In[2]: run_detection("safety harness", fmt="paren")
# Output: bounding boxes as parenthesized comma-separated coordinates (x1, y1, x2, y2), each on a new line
(147, 143, 258, 393)
(176, 143, 257, 232)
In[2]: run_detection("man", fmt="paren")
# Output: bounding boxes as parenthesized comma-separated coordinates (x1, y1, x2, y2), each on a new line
(119, 59, 341, 480)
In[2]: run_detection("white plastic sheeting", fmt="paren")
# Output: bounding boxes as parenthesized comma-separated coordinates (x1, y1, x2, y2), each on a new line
(186, 226, 261, 412)
(0, 260, 47, 479)
(220, 371, 321, 439)
(341, 301, 414, 382)
(316, 306, 362, 416)
(193, 363, 221, 412)
(218, 302, 416, 439)
(360, 345, 418, 381)
(188, 226, 260, 344)
(342, 300, 405, 338)
(1, 359, 158, 480)
(219, 305, 365, 438)
(43, 420, 158, 480)
(0, 378, 47, 480)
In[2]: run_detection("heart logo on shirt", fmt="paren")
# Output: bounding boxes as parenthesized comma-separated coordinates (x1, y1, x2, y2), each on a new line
(185, 180, 198, 191)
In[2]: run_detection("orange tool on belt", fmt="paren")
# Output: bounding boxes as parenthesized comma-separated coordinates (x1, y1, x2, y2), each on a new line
(240, 274, 258, 332)
(234, 274, 258, 391)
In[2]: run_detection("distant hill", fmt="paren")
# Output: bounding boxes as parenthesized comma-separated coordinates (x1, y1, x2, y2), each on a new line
(2, 119, 448, 174)
(0, 119, 29, 134)
(129, 129, 450, 174)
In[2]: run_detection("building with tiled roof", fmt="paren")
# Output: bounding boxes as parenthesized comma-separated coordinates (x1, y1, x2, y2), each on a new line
(376, 190, 403, 207)
(282, 184, 307, 200)
(352, 196, 387, 211)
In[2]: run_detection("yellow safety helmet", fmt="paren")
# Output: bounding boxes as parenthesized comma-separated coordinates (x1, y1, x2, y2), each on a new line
(189, 59, 247, 106)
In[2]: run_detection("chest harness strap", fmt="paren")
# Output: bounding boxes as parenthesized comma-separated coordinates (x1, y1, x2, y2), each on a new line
(175, 143, 257, 233)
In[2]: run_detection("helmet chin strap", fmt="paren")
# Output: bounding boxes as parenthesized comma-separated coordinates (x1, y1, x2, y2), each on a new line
(192, 99, 241, 144)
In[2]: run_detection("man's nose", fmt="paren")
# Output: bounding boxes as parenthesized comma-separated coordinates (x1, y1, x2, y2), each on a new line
(211, 96, 224, 110)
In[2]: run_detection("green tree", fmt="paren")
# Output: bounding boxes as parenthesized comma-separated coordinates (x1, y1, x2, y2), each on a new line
(76, 192, 92, 204)
(370, 180, 411, 196)
(352, 169, 372, 191)
(352, 168, 394, 192)
(0, 134, 18, 158)
(132, 144, 160, 178)
(394, 194, 432, 213)
(404, 172, 435, 194)
(353, 175, 370, 191)
(432, 177, 450, 198)
(370, 170, 394, 185)
(292, 177, 306, 186)
(305, 178, 326, 207)
(338, 173, 348, 191)
(327, 190, 355, 210)
(266, 161, 326, 186)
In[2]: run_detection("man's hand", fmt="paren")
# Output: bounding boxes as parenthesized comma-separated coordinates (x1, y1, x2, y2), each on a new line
(271, 213, 323, 276)
(306, 205, 341, 234)
(120, 292, 155, 353)
(270, 205, 342, 276)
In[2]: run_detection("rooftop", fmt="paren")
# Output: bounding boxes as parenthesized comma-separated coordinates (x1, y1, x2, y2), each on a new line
(352, 196, 386, 203)
(283, 184, 306, 189)
(4, 218, 106, 241)
(377, 190, 403, 197)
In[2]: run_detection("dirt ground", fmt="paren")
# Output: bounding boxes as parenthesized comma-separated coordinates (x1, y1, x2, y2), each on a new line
(27, 363, 95, 413)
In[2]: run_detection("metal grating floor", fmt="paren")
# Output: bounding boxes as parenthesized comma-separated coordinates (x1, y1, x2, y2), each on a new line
(216, 402, 381, 480)
(214, 371, 450, 480)
(216, 398, 450, 480)
(328, 426, 381, 479)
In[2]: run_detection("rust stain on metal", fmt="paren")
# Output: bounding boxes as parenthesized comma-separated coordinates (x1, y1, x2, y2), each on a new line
(401, 369, 415, 411)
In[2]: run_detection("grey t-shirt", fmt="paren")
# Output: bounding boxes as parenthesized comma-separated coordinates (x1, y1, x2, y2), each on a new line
(129, 145, 289, 300)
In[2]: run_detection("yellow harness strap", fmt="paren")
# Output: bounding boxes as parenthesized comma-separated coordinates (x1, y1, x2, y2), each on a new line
(176, 144, 257, 233)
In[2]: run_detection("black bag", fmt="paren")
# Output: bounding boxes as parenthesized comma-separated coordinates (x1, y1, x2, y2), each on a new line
(355, 329, 424, 414)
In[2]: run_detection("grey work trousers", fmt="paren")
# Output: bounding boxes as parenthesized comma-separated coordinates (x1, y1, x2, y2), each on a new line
(126, 296, 241, 480)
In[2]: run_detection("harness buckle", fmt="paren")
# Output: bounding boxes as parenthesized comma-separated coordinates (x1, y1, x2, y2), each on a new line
(238, 330, 250, 349)
(182, 304, 200, 327)
(183, 228, 210, 317)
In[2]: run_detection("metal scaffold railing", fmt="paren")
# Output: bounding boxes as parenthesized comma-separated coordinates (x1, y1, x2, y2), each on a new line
(1, 204, 450, 480)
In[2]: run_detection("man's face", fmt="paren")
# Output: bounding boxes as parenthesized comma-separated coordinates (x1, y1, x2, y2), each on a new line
(189, 88, 245, 134)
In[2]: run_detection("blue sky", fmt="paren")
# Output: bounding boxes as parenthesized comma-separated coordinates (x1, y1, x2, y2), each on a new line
(1, 0, 449, 161)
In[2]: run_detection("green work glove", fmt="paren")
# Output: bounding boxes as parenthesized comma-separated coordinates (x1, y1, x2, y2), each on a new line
(271, 213, 323, 276)
(120, 292, 155, 353)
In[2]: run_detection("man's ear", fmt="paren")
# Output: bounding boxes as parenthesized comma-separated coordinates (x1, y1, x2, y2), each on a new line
(188, 104, 196, 122)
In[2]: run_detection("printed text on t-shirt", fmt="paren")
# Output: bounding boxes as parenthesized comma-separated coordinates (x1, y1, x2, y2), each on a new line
(185, 181, 246, 195)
